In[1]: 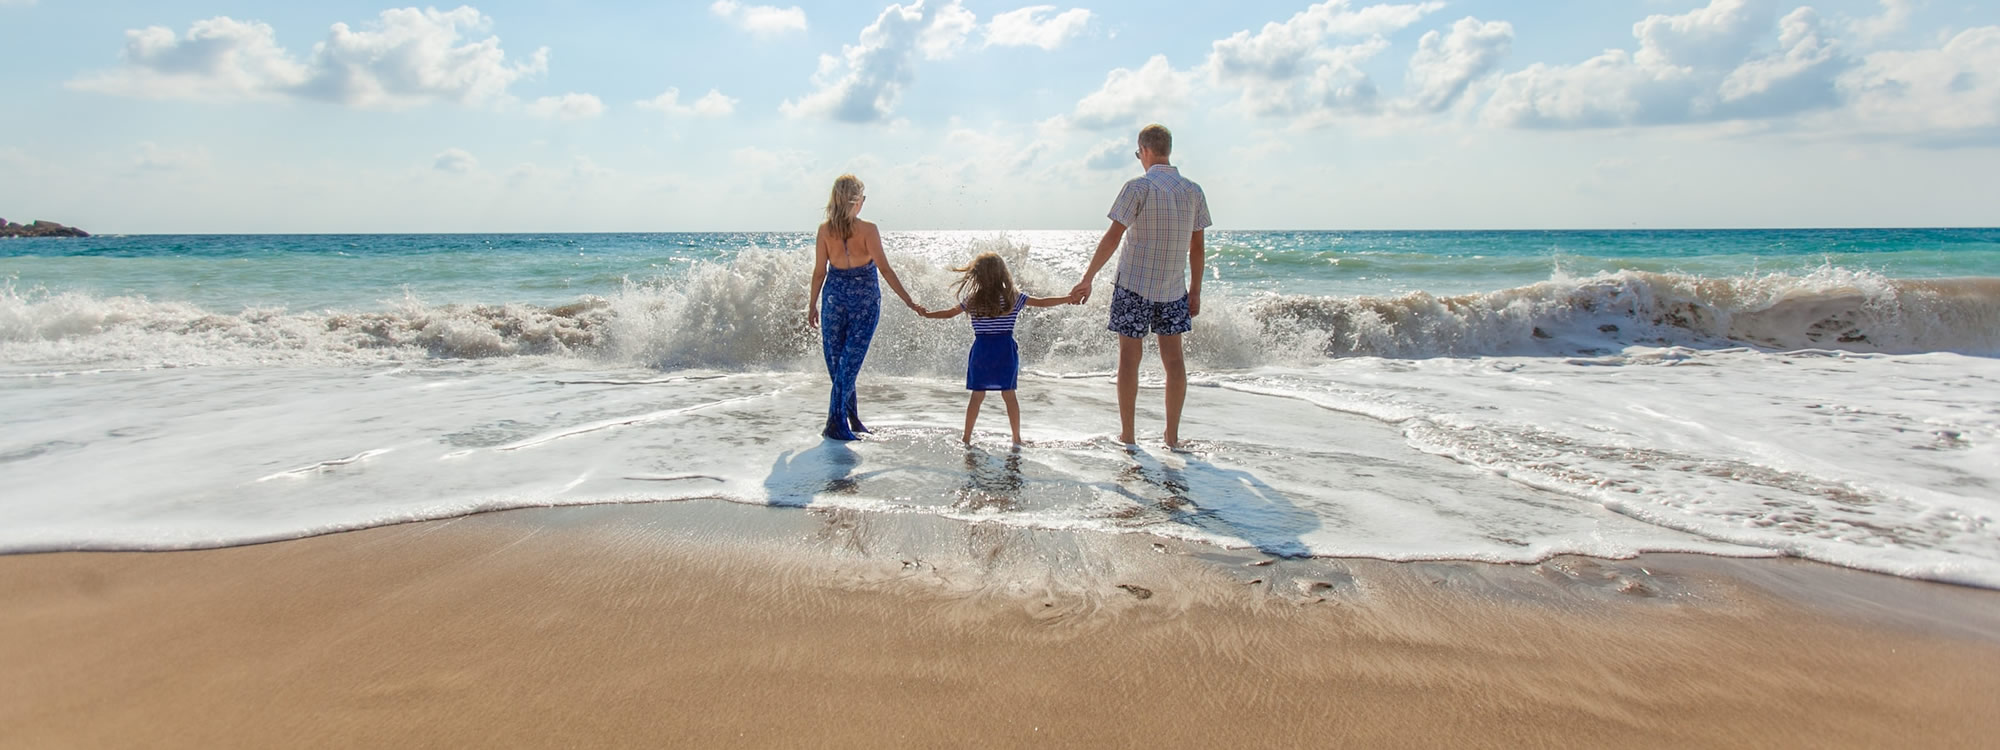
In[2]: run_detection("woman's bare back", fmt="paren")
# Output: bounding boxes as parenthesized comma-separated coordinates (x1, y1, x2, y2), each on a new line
(822, 221, 877, 270)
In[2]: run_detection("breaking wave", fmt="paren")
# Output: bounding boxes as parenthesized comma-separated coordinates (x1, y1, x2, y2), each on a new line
(4, 243, 1996, 370)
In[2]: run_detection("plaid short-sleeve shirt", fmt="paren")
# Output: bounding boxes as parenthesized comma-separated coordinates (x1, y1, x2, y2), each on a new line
(1107, 165, 1211, 303)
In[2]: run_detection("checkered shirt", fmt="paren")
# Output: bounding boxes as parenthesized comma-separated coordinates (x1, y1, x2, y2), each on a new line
(1107, 165, 1212, 303)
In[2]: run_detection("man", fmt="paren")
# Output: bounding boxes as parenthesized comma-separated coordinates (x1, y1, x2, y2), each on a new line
(1069, 124, 1211, 449)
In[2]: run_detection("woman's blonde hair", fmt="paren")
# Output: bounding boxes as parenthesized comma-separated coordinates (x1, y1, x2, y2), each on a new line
(952, 252, 1019, 318)
(823, 174, 865, 241)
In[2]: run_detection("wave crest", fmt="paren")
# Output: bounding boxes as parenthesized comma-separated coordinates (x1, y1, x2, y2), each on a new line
(4, 254, 1995, 370)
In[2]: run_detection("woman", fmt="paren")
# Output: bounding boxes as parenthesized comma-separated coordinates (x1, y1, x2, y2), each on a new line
(807, 174, 920, 441)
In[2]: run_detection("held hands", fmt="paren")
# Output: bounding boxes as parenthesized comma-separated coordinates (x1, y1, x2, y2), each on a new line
(1068, 278, 1093, 305)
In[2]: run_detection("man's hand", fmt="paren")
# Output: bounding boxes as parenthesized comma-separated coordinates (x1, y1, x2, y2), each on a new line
(1069, 279, 1093, 304)
(1188, 290, 1200, 318)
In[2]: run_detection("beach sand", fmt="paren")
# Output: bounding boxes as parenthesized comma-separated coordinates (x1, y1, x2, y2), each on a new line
(4, 500, 1998, 749)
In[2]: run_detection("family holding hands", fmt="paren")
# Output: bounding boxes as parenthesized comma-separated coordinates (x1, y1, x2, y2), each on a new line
(807, 125, 1212, 450)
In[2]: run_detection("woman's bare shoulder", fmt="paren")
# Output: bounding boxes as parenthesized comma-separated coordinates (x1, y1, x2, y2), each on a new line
(855, 220, 880, 236)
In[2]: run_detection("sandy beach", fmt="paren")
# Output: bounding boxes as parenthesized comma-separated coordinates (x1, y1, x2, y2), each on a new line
(4, 499, 1997, 749)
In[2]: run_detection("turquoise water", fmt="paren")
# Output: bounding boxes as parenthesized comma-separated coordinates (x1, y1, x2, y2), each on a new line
(4, 229, 1996, 312)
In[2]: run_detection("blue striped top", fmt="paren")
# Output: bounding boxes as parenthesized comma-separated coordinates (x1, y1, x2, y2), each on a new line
(964, 293, 1028, 336)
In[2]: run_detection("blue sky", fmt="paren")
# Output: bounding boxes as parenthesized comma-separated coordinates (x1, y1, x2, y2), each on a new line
(1, 0, 1996, 232)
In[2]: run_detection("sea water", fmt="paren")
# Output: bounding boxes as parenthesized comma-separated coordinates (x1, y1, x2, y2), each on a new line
(3, 229, 1997, 587)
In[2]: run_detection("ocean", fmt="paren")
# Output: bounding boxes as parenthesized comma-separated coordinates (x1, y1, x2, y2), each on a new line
(3, 229, 1997, 587)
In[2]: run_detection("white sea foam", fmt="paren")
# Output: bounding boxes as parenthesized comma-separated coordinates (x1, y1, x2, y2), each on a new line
(5, 250, 1996, 371)
(3, 247, 1998, 587)
(2, 348, 1995, 587)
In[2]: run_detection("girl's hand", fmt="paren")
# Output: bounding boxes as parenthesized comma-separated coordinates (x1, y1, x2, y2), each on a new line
(807, 306, 820, 329)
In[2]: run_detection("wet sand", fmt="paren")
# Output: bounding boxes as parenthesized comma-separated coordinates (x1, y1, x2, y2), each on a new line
(4, 500, 1998, 749)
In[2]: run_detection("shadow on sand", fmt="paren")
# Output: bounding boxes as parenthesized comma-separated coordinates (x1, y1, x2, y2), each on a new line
(1106, 448, 1320, 558)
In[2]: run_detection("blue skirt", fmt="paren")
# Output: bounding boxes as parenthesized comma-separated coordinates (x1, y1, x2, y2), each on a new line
(966, 334, 1019, 391)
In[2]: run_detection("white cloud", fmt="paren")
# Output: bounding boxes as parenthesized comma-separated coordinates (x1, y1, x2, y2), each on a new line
(1404, 17, 1513, 113)
(1067, 55, 1196, 130)
(1848, 0, 1915, 44)
(296, 7, 548, 108)
(986, 6, 1092, 50)
(1204, 0, 1443, 117)
(781, 1, 973, 123)
(69, 7, 550, 110)
(433, 148, 478, 174)
(133, 142, 212, 172)
(1083, 138, 1132, 170)
(921, 1, 978, 59)
(526, 93, 605, 120)
(709, 1, 807, 36)
(1480, 0, 1849, 128)
(1835, 25, 2000, 142)
(68, 17, 308, 101)
(1716, 8, 1842, 115)
(637, 87, 738, 117)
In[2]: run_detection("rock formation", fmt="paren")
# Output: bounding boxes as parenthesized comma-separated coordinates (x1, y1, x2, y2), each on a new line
(0, 218, 90, 238)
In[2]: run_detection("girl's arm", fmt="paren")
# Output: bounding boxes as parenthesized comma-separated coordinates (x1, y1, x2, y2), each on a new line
(919, 305, 964, 319)
(807, 226, 829, 328)
(1024, 295, 1074, 308)
(863, 223, 922, 312)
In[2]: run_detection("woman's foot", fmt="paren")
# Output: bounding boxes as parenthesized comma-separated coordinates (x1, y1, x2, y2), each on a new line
(823, 417, 860, 441)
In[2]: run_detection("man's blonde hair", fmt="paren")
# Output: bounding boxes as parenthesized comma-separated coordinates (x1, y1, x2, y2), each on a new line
(1138, 124, 1172, 158)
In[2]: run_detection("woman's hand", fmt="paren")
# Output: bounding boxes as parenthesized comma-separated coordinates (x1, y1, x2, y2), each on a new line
(807, 305, 820, 329)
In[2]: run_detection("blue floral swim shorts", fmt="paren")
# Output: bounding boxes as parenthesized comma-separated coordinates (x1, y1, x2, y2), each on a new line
(1108, 285, 1191, 339)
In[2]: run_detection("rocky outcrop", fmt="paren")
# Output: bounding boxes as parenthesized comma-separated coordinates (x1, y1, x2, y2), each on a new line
(0, 219, 90, 238)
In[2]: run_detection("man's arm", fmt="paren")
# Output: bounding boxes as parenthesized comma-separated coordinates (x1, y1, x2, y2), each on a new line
(1069, 221, 1126, 303)
(1188, 229, 1204, 317)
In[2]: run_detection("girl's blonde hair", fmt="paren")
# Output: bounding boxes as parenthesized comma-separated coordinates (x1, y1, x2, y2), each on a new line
(823, 174, 865, 241)
(952, 252, 1019, 318)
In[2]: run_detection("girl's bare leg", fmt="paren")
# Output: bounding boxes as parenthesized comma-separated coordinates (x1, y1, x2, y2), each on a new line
(962, 391, 985, 444)
(1000, 390, 1022, 446)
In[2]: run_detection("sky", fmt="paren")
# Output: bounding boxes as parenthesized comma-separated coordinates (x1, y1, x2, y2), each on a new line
(0, 0, 1997, 232)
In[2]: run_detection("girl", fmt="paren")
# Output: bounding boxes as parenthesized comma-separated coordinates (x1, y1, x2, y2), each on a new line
(808, 174, 922, 441)
(920, 252, 1075, 445)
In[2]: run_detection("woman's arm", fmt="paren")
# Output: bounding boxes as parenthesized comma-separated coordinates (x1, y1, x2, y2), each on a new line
(864, 223, 922, 312)
(807, 226, 829, 328)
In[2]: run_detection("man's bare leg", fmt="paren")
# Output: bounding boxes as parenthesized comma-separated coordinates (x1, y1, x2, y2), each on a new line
(1159, 333, 1186, 448)
(1116, 334, 1143, 445)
